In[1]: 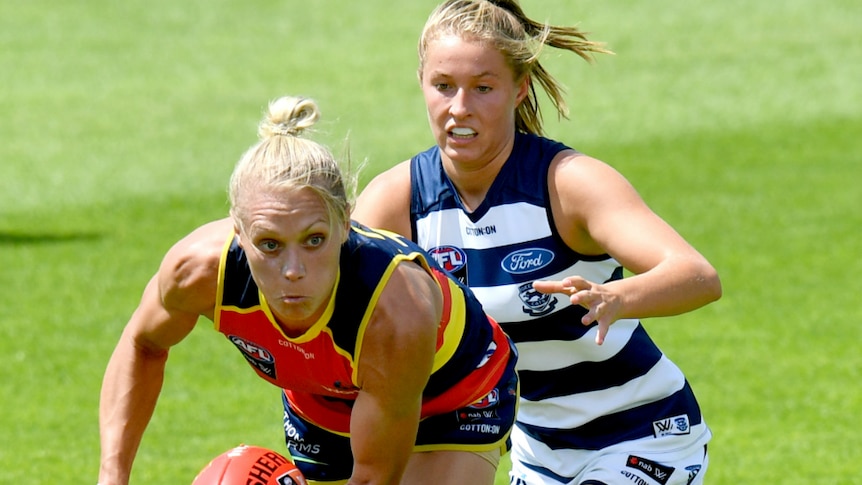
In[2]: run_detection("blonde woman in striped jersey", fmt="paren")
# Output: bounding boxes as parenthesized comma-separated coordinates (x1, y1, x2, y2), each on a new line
(354, 1, 721, 484)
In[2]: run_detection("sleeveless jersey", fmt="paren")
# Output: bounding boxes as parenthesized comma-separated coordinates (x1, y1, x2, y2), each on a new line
(214, 222, 512, 433)
(410, 132, 708, 451)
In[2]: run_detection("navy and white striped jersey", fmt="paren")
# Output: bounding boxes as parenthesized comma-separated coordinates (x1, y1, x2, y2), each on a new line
(409, 131, 708, 451)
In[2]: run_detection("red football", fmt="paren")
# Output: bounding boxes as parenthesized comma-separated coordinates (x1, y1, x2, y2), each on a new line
(191, 444, 307, 485)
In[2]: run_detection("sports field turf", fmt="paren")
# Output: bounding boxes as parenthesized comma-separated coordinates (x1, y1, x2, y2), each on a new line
(1, 1, 860, 483)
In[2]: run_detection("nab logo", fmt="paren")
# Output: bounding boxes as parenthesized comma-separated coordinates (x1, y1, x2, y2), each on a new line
(428, 245, 467, 273)
(626, 455, 674, 485)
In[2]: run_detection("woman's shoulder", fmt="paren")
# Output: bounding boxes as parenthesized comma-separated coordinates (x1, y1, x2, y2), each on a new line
(363, 159, 411, 189)
(549, 151, 634, 191)
(157, 218, 233, 316)
(165, 218, 233, 270)
(352, 161, 413, 237)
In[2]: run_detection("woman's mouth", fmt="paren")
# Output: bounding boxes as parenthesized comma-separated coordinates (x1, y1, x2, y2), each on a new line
(449, 127, 477, 139)
(281, 295, 307, 304)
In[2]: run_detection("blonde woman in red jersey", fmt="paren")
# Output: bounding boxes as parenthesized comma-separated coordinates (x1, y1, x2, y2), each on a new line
(98, 95, 517, 485)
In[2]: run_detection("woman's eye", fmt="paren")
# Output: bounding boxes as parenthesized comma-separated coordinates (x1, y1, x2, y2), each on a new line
(477, 85, 492, 93)
(435, 83, 451, 91)
(307, 235, 325, 247)
(260, 240, 279, 252)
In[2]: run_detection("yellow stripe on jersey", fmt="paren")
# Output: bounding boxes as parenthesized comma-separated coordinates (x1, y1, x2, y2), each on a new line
(213, 230, 237, 333)
(351, 225, 410, 247)
(348, 224, 469, 384)
(258, 270, 342, 344)
(219, 305, 263, 314)
(352, 252, 414, 385)
(432, 276, 467, 374)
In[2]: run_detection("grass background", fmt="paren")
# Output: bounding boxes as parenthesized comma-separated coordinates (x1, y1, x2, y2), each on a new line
(1, 0, 860, 483)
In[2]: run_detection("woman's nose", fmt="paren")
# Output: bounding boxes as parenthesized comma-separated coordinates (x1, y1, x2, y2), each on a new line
(449, 88, 470, 118)
(282, 250, 305, 281)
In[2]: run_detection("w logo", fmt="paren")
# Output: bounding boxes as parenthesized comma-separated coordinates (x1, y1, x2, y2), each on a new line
(652, 414, 691, 437)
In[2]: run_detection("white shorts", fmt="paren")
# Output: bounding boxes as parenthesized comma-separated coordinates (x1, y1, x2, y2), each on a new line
(508, 424, 710, 485)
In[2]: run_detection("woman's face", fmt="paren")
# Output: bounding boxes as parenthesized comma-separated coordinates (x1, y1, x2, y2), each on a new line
(420, 34, 528, 167)
(236, 186, 345, 334)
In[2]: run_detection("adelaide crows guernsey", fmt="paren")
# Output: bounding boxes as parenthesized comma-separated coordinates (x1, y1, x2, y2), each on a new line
(214, 222, 512, 433)
(410, 132, 709, 451)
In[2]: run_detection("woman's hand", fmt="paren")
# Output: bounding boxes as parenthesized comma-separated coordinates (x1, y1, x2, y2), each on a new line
(532, 276, 623, 345)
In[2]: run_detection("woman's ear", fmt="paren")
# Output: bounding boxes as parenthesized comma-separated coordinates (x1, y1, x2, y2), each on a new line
(516, 75, 530, 105)
(232, 218, 244, 247)
(342, 219, 352, 242)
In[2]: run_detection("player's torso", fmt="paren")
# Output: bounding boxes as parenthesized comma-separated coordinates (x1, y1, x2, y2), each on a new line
(214, 234, 363, 399)
(409, 134, 705, 449)
(410, 132, 620, 333)
(213, 225, 506, 408)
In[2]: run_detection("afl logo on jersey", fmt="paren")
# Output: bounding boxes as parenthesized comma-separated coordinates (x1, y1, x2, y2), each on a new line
(230, 336, 274, 362)
(229, 335, 277, 378)
(501, 248, 554, 274)
(428, 245, 467, 273)
(469, 388, 499, 409)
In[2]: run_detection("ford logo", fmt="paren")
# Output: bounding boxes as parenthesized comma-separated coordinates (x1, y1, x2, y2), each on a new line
(501, 248, 554, 274)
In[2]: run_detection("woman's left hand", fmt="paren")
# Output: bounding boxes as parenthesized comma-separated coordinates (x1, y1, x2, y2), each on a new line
(532, 276, 622, 345)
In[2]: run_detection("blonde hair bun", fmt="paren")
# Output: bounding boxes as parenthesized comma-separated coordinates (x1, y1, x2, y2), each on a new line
(258, 96, 321, 138)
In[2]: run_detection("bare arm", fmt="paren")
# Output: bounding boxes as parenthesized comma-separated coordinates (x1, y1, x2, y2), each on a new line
(352, 160, 413, 238)
(348, 262, 439, 485)
(98, 219, 229, 485)
(535, 152, 722, 344)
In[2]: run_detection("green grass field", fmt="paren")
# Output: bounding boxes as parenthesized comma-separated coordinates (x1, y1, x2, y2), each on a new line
(2, 0, 860, 483)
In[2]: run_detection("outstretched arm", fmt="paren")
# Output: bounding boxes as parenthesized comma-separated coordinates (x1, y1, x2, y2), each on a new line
(98, 276, 194, 484)
(537, 153, 722, 345)
(98, 219, 226, 485)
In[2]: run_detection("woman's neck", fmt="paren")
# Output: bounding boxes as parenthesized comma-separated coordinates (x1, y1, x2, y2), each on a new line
(442, 137, 515, 212)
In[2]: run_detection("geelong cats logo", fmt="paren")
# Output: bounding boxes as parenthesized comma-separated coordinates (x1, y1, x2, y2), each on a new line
(518, 281, 557, 317)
